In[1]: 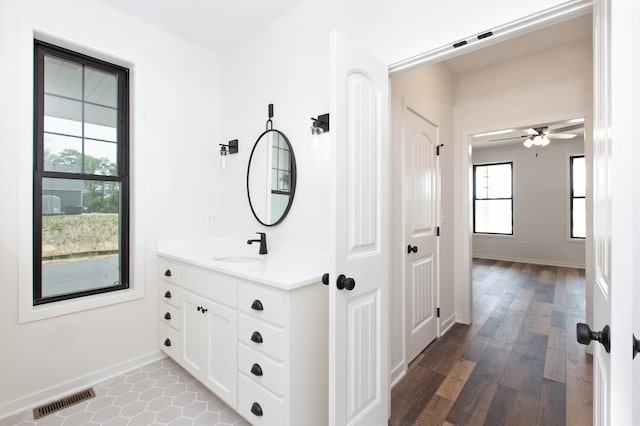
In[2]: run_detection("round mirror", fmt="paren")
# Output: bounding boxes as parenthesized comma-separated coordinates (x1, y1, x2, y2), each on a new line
(247, 129, 297, 226)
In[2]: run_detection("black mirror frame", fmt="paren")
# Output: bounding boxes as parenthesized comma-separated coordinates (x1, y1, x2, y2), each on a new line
(246, 128, 297, 227)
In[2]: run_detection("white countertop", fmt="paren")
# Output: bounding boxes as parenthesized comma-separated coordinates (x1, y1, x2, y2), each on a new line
(157, 238, 330, 291)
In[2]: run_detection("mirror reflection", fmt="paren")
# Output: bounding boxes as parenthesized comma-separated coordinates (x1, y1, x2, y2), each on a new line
(247, 129, 296, 226)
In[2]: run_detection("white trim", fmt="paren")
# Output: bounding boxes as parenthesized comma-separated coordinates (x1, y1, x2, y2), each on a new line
(439, 313, 458, 331)
(472, 254, 586, 270)
(388, 0, 593, 74)
(0, 351, 165, 420)
(17, 22, 146, 323)
(389, 362, 406, 389)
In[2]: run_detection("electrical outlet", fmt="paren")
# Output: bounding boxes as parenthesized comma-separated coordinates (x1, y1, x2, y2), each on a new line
(207, 214, 217, 225)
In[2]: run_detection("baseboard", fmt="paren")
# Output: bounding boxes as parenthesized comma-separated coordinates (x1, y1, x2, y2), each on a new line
(439, 313, 456, 336)
(389, 361, 406, 389)
(0, 350, 165, 420)
(472, 254, 585, 269)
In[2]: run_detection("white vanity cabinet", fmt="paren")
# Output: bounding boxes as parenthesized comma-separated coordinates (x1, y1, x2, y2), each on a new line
(157, 239, 328, 426)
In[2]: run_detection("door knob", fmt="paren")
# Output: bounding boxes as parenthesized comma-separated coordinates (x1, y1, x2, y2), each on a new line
(407, 245, 418, 254)
(322, 273, 329, 285)
(336, 274, 356, 291)
(576, 323, 610, 353)
(634, 334, 640, 359)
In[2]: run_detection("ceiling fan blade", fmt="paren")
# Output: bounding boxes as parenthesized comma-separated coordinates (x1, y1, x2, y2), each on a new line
(548, 133, 577, 139)
(550, 124, 584, 134)
(489, 135, 527, 142)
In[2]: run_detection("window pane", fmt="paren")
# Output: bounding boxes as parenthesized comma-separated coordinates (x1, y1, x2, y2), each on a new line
(85, 103, 117, 142)
(44, 56, 82, 100)
(85, 67, 118, 108)
(572, 198, 586, 238)
(44, 135, 82, 173)
(487, 164, 512, 198)
(475, 199, 512, 234)
(278, 147, 290, 173)
(277, 169, 291, 192)
(572, 156, 586, 197)
(475, 165, 489, 198)
(44, 95, 82, 136)
(85, 140, 117, 175)
(41, 178, 121, 298)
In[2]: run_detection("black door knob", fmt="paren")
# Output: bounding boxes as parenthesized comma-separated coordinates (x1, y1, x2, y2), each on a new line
(251, 300, 264, 311)
(164, 312, 171, 320)
(164, 338, 171, 347)
(164, 269, 172, 277)
(634, 334, 640, 359)
(576, 323, 610, 353)
(250, 402, 263, 416)
(322, 273, 330, 285)
(164, 291, 171, 299)
(336, 274, 356, 291)
(407, 245, 418, 254)
(251, 331, 263, 344)
(250, 363, 263, 376)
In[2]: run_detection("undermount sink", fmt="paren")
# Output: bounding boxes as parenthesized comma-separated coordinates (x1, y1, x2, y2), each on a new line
(211, 255, 261, 263)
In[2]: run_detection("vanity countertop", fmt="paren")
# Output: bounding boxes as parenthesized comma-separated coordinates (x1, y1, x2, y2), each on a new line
(157, 238, 330, 291)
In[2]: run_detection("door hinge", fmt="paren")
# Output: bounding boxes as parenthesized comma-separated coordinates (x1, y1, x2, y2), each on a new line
(437, 307, 440, 318)
(436, 226, 440, 237)
(436, 143, 444, 156)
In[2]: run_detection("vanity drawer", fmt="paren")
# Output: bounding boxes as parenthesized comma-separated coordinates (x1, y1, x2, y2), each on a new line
(238, 374, 284, 426)
(159, 260, 181, 285)
(181, 266, 236, 308)
(160, 281, 181, 309)
(238, 314, 286, 362)
(160, 323, 180, 361)
(160, 303, 180, 331)
(239, 284, 286, 326)
(239, 343, 285, 396)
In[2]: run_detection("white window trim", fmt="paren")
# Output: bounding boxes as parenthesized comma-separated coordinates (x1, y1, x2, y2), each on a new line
(472, 159, 516, 237)
(18, 24, 146, 323)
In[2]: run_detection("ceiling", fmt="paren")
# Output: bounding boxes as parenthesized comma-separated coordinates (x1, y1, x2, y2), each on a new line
(95, 0, 304, 53)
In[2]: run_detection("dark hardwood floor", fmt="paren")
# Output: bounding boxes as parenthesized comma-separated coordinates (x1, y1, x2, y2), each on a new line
(390, 259, 593, 426)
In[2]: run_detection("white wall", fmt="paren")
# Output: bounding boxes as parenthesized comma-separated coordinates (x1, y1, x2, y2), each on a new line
(389, 64, 454, 384)
(472, 138, 586, 267)
(0, 0, 222, 416)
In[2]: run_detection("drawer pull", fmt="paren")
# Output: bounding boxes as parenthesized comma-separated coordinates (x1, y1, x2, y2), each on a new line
(251, 331, 263, 344)
(250, 402, 263, 417)
(164, 269, 172, 277)
(164, 291, 172, 299)
(250, 363, 263, 376)
(251, 299, 264, 311)
(164, 312, 171, 320)
(164, 338, 171, 347)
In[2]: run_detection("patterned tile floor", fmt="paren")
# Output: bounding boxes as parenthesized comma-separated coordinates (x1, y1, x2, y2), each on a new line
(0, 358, 250, 426)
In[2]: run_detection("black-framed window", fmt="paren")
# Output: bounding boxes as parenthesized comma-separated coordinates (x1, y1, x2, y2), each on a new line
(473, 162, 513, 235)
(570, 155, 586, 239)
(33, 40, 129, 305)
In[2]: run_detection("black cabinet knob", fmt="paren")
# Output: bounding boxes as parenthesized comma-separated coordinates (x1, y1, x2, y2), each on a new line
(201, 307, 208, 314)
(336, 274, 356, 291)
(164, 338, 171, 347)
(251, 300, 264, 311)
(407, 245, 418, 254)
(250, 402, 263, 417)
(251, 331, 263, 344)
(634, 334, 640, 359)
(197, 306, 201, 312)
(576, 322, 610, 353)
(322, 273, 329, 285)
(250, 363, 263, 376)
(164, 269, 172, 277)
(164, 291, 171, 299)
(164, 312, 171, 320)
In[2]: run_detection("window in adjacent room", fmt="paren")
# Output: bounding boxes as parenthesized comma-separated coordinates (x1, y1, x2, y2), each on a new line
(570, 155, 586, 239)
(473, 162, 513, 235)
(33, 40, 130, 305)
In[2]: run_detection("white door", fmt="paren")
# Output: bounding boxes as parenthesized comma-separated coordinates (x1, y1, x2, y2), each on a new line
(329, 31, 389, 426)
(403, 105, 439, 362)
(590, 0, 634, 424)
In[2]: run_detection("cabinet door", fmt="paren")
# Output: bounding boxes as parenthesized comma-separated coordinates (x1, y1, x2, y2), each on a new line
(181, 291, 208, 378)
(206, 302, 237, 407)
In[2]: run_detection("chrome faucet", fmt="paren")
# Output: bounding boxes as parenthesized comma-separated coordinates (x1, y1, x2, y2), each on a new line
(247, 232, 267, 255)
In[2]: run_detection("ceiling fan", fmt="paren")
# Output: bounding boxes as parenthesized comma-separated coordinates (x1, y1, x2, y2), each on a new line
(490, 124, 582, 148)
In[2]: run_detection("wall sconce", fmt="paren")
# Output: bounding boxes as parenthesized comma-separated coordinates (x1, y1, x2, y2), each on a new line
(310, 113, 330, 135)
(219, 139, 238, 169)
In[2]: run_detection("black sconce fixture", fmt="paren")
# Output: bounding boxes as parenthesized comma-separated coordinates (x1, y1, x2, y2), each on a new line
(219, 139, 238, 169)
(310, 113, 330, 135)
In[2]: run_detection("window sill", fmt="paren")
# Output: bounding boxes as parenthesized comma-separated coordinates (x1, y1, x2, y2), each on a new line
(473, 233, 516, 239)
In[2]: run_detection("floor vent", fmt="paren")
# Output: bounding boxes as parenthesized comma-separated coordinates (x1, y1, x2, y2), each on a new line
(33, 388, 95, 419)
